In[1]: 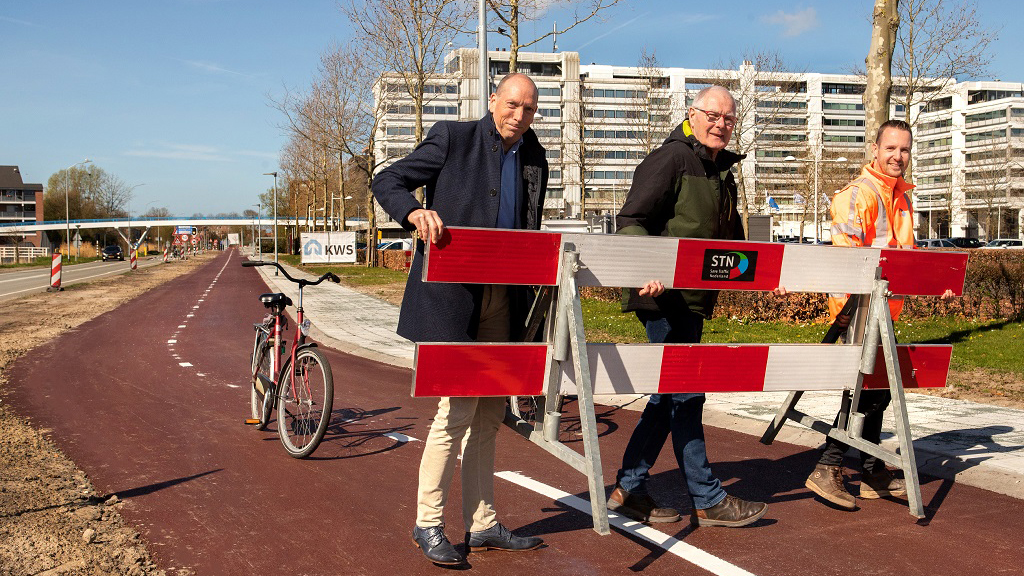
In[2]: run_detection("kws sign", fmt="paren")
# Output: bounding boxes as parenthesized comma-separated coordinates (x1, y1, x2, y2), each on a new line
(301, 232, 357, 264)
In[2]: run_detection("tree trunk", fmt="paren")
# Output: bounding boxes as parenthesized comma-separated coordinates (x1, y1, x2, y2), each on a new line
(508, 0, 519, 73)
(863, 0, 900, 161)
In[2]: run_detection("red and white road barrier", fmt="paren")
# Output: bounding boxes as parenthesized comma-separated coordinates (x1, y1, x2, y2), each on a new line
(412, 343, 952, 397)
(163, 247, 169, 263)
(424, 227, 969, 296)
(49, 252, 62, 290)
(130, 250, 137, 270)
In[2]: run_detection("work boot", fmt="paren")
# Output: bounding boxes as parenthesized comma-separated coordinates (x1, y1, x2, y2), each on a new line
(860, 467, 907, 499)
(607, 485, 681, 523)
(690, 494, 767, 528)
(805, 463, 856, 509)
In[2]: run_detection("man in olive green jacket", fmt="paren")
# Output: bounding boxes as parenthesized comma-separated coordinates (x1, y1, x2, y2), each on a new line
(607, 85, 768, 528)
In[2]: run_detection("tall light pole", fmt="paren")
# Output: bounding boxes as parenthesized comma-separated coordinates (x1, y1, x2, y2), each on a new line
(478, 0, 488, 117)
(785, 154, 848, 243)
(263, 172, 279, 274)
(125, 184, 147, 255)
(254, 203, 262, 259)
(65, 159, 91, 257)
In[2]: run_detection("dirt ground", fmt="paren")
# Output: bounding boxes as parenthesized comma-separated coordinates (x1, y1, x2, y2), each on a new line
(0, 256, 1021, 575)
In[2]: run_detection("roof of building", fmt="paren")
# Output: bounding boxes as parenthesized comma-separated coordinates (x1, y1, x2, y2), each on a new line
(0, 166, 43, 190)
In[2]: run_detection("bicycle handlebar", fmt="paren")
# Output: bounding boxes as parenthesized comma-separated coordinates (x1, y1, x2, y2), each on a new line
(242, 260, 340, 287)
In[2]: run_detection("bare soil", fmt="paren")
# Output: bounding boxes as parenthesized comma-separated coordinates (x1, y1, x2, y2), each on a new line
(0, 257, 1021, 575)
(0, 256, 212, 576)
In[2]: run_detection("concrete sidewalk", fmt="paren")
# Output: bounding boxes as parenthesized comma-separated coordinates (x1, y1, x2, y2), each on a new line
(252, 260, 1024, 500)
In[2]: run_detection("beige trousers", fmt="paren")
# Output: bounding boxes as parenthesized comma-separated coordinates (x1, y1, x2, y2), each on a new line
(416, 285, 510, 532)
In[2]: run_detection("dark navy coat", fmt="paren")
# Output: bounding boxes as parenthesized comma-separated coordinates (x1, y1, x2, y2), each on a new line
(371, 115, 548, 342)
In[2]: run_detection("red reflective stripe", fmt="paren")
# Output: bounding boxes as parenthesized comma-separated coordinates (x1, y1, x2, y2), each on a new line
(672, 240, 785, 292)
(879, 249, 968, 296)
(658, 345, 770, 393)
(413, 344, 547, 397)
(424, 227, 562, 285)
(862, 344, 951, 389)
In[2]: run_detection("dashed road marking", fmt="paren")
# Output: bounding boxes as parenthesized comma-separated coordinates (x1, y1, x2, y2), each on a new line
(494, 471, 758, 576)
(167, 339, 177, 344)
(382, 432, 419, 443)
(179, 362, 193, 367)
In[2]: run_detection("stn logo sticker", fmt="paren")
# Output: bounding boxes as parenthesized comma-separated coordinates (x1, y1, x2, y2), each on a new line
(701, 249, 758, 281)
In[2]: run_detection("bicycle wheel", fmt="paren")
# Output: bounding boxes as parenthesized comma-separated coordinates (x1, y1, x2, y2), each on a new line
(277, 347, 334, 458)
(250, 333, 274, 430)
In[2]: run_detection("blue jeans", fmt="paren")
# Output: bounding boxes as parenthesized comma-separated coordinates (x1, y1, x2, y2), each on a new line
(615, 311, 727, 510)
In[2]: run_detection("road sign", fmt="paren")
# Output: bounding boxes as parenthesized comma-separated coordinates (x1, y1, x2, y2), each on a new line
(175, 226, 191, 235)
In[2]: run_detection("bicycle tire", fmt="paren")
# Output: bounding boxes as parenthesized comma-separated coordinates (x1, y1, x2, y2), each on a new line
(250, 334, 274, 430)
(276, 347, 334, 458)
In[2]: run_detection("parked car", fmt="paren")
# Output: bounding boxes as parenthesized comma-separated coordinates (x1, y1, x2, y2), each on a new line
(101, 245, 124, 261)
(377, 239, 413, 250)
(944, 237, 983, 249)
(915, 238, 955, 249)
(982, 238, 1024, 249)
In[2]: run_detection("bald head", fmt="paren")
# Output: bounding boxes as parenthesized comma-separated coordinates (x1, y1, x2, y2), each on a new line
(489, 73, 539, 150)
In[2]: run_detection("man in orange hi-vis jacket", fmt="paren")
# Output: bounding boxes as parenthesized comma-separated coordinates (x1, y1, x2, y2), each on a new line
(805, 119, 954, 510)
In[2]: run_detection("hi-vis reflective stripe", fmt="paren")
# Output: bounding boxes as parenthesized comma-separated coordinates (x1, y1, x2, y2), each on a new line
(412, 343, 952, 397)
(50, 253, 62, 288)
(423, 227, 968, 296)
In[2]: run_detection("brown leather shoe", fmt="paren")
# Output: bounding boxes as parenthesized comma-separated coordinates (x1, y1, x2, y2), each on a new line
(805, 464, 856, 509)
(860, 467, 907, 499)
(690, 494, 767, 528)
(607, 485, 681, 523)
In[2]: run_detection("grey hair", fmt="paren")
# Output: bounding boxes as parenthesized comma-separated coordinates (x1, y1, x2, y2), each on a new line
(692, 85, 736, 111)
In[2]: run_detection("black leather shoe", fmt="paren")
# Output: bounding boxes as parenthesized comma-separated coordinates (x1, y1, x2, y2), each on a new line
(412, 525, 464, 565)
(466, 522, 543, 552)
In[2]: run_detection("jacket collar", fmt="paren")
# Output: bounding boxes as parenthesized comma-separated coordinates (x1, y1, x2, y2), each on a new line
(864, 162, 915, 196)
(675, 119, 745, 170)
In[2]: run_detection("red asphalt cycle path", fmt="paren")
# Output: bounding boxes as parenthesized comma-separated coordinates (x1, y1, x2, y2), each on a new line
(7, 248, 1024, 575)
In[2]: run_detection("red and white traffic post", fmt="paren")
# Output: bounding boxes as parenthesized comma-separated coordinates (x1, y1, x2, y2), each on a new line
(163, 246, 169, 263)
(47, 252, 62, 291)
(411, 227, 970, 531)
(130, 248, 137, 270)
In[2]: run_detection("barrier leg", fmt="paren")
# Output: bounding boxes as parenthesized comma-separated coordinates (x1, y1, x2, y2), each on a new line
(561, 249, 609, 535)
(760, 391, 802, 445)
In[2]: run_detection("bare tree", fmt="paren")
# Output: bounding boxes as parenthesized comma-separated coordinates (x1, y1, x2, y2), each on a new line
(965, 144, 1013, 240)
(893, 0, 997, 128)
(487, 0, 624, 71)
(864, 0, 899, 161)
(342, 0, 471, 145)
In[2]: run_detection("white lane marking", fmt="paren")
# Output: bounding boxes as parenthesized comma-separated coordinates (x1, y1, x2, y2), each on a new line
(495, 471, 759, 576)
(167, 339, 177, 344)
(196, 373, 205, 377)
(178, 325, 186, 328)
(187, 314, 194, 318)
(179, 362, 192, 367)
(226, 384, 241, 389)
(192, 305, 200, 309)
(383, 432, 419, 443)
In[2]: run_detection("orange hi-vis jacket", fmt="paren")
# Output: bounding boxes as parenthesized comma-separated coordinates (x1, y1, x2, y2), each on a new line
(827, 162, 916, 321)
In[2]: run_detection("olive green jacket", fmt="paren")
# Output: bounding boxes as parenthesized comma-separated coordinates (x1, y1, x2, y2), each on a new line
(616, 119, 746, 318)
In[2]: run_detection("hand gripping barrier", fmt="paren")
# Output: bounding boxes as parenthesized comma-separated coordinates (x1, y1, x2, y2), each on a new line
(413, 227, 969, 531)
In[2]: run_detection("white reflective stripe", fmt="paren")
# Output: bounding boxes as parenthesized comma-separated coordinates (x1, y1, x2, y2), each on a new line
(763, 345, 861, 391)
(560, 344, 664, 395)
(778, 244, 878, 294)
(572, 234, 679, 289)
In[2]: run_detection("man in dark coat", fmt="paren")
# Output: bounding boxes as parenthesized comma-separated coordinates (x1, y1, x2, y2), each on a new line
(371, 73, 548, 566)
(606, 85, 768, 528)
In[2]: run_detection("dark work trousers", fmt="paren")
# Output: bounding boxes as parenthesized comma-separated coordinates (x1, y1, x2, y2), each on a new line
(817, 332, 897, 473)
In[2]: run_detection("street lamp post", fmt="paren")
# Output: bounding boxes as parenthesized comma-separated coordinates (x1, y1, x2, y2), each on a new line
(125, 184, 148, 257)
(263, 172, 279, 275)
(254, 203, 262, 259)
(785, 154, 848, 243)
(65, 159, 91, 257)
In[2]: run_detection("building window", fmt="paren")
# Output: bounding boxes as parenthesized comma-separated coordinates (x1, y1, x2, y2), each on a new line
(966, 110, 1007, 124)
(538, 87, 561, 97)
(583, 88, 648, 99)
(585, 170, 634, 180)
(534, 128, 562, 138)
(546, 150, 561, 159)
(823, 102, 864, 111)
(585, 108, 648, 119)
(583, 129, 647, 139)
(822, 83, 865, 95)
(758, 100, 807, 109)
(386, 126, 416, 136)
(965, 128, 1007, 142)
(538, 108, 561, 117)
(823, 134, 865, 143)
(823, 117, 865, 127)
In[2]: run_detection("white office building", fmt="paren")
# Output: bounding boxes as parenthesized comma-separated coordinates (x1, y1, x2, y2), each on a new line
(374, 49, 1023, 241)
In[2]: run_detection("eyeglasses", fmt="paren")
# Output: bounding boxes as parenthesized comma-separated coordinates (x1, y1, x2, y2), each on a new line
(693, 107, 738, 128)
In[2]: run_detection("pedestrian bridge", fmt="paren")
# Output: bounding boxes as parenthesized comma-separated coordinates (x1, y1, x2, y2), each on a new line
(0, 216, 368, 234)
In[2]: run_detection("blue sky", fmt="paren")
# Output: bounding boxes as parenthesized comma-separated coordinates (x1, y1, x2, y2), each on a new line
(2, 1, 1021, 217)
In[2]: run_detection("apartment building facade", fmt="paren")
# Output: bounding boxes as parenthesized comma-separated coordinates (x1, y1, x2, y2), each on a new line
(374, 49, 1023, 241)
(0, 165, 45, 247)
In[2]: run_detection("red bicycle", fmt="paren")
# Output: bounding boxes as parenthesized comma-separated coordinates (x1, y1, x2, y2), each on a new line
(242, 260, 339, 458)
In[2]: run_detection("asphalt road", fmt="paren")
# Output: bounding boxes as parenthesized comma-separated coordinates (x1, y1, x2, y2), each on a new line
(0, 256, 165, 301)
(7, 248, 1024, 575)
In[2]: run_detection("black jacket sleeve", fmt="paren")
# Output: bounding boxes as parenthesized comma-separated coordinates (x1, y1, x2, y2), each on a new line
(370, 122, 451, 231)
(615, 143, 681, 236)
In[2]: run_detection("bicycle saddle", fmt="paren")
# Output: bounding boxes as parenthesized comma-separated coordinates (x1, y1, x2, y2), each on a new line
(259, 293, 292, 309)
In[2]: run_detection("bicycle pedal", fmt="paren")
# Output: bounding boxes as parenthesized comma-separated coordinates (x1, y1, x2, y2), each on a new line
(244, 418, 261, 425)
